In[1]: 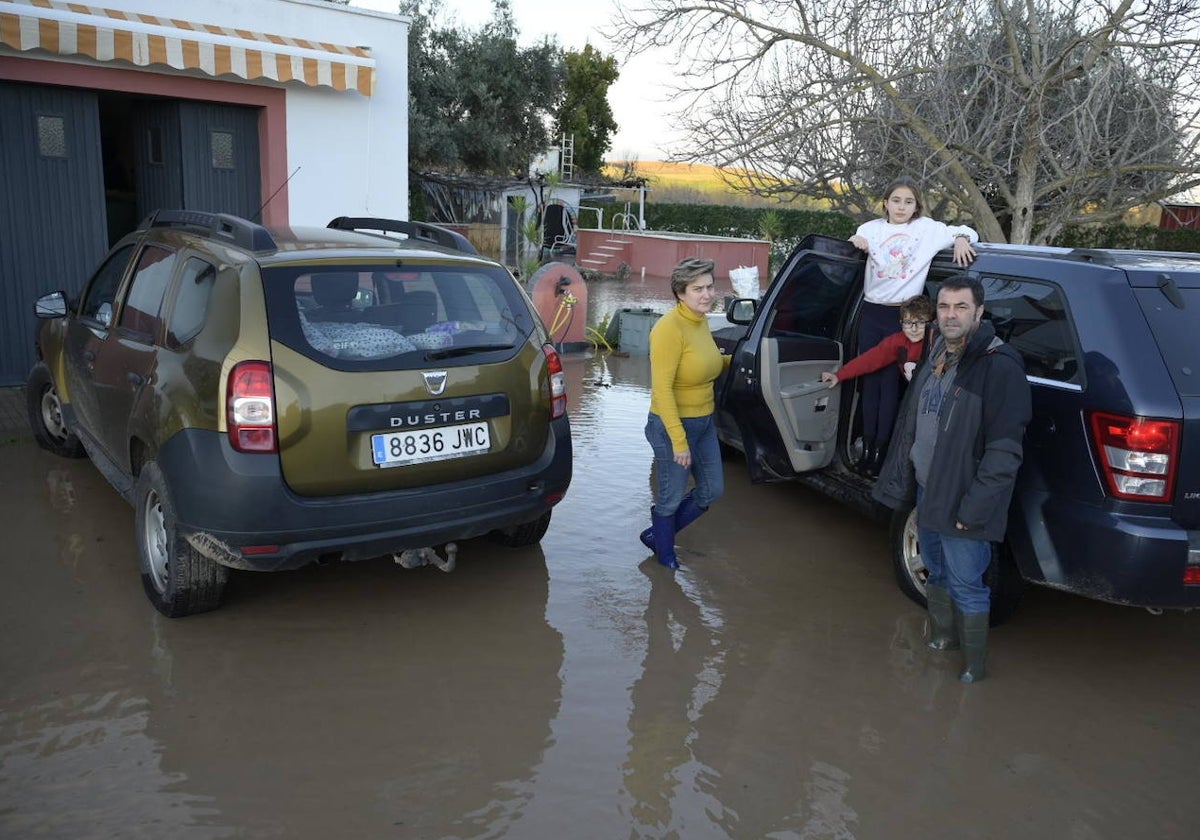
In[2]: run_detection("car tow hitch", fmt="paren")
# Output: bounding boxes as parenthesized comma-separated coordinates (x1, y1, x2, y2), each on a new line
(393, 543, 457, 573)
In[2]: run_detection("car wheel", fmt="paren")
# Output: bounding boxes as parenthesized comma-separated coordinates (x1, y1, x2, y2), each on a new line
(888, 504, 1024, 627)
(26, 365, 85, 458)
(135, 460, 229, 617)
(490, 510, 552, 548)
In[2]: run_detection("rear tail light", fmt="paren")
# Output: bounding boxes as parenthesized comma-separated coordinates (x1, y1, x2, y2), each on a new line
(543, 344, 567, 420)
(1088, 411, 1179, 502)
(227, 361, 277, 453)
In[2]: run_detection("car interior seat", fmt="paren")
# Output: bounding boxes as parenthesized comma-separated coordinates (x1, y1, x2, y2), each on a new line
(309, 273, 361, 321)
(396, 289, 439, 333)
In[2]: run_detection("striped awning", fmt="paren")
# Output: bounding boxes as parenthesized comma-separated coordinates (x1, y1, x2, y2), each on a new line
(0, 0, 374, 95)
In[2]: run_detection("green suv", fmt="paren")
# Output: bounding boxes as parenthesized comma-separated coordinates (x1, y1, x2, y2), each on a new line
(27, 211, 572, 617)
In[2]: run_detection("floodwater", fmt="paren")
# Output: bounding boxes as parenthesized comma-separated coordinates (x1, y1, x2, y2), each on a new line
(2, 352, 1199, 839)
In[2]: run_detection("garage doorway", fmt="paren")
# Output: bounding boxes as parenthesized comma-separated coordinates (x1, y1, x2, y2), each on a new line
(0, 83, 262, 385)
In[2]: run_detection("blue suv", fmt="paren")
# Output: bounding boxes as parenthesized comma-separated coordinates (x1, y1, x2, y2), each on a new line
(715, 235, 1200, 623)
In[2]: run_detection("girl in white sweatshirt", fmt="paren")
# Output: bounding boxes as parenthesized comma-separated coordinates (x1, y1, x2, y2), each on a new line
(847, 176, 978, 472)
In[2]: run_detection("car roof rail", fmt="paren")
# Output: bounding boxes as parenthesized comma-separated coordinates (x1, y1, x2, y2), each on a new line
(327, 216, 479, 255)
(1067, 248, 1117, 266)
(140, 210, 277, 252)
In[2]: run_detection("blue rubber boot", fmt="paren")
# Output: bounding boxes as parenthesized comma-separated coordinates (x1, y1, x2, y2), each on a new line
(674, 493, 707, 532)
(651, 512, 680, 569)
(639, 492, 707, 551)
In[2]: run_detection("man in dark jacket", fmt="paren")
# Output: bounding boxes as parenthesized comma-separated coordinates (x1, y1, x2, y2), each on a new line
(873, 274, 1031, 683)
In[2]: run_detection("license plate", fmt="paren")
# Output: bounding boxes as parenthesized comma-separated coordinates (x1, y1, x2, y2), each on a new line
(371, 421, 491, 467)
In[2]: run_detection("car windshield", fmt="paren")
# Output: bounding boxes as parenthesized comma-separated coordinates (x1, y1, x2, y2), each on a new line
(262, 264, 536, 369)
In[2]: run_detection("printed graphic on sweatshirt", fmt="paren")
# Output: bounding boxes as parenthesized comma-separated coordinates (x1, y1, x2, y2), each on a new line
(871, 232, 921, 283)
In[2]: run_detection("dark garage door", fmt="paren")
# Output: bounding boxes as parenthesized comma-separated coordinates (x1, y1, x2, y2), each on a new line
(0, 81, 108, 386)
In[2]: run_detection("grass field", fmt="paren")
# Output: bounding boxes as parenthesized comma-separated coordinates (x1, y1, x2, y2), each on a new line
(602, 160, 795, 207)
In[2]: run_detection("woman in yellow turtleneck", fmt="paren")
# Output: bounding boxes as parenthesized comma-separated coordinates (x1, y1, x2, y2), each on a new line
(639, 258, 732, 569)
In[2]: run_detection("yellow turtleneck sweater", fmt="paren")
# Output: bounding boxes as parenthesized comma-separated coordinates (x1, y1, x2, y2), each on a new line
(649, 301, 731, 452)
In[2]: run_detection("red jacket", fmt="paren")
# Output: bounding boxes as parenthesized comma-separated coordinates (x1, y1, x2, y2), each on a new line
(836, 331, 925, 381)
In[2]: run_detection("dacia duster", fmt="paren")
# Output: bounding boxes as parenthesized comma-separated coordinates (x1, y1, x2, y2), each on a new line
(27, 211, 572, 617)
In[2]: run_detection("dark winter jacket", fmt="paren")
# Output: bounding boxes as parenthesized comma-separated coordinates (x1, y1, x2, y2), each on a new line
(872, 320, 1031, 542)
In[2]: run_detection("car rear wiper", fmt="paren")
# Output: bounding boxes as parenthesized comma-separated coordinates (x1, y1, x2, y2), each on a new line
(424, 344, 516, 360)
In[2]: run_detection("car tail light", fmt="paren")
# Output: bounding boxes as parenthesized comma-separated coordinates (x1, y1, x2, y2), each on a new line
(543, 344, 567, 420)
(1088, 411, 1179, 502)
(227, 361, 277, 453)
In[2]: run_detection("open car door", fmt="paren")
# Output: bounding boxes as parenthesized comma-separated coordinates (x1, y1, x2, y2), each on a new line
(717, 236, 866, 483)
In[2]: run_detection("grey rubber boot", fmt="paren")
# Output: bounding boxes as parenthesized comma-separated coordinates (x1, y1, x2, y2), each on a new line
(958, 611, 990, 683)
(925, 585, 960, 651)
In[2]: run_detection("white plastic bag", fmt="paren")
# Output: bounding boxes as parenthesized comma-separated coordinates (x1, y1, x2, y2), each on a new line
(729, 265, 760, 299)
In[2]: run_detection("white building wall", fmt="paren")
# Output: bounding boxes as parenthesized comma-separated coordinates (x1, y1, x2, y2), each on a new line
(15, 0, 411, 224)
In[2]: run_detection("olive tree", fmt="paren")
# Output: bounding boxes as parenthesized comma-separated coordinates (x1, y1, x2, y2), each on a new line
(613, 0, 1200, 243)
(405, 0, 564, 176)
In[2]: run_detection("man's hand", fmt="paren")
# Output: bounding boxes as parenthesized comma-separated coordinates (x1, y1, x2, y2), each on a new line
(820, 371, 839, 389)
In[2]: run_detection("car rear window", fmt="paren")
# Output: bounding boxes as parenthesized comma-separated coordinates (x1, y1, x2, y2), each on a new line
(262, 264, 538, 370)
(1133, 286, 1200, 396)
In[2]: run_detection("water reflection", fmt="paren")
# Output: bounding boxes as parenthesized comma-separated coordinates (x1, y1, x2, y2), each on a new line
(623, 561, 724, 836)
(1, 439, 566, 839)
(581, 270, 738, 329)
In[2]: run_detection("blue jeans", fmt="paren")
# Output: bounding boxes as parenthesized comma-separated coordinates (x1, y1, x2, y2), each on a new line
(645, 413, 724, 516)
(917, 485, 992, 613)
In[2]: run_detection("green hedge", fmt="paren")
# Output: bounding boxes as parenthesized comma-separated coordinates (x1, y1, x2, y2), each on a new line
(1050, 223, 1200, 253)
(643, 202, 857, 240)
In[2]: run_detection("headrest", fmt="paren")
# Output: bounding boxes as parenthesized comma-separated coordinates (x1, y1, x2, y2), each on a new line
(311, 273, 360, 309)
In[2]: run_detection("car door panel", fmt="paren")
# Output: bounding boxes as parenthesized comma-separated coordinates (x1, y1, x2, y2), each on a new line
(719, 235, 865, 482)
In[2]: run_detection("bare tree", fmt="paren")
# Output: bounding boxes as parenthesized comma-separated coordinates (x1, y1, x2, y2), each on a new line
(613, 0, 1200, 243)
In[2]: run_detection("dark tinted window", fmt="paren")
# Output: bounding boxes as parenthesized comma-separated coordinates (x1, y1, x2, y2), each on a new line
(168, 258, 217, 347)
(262, 264, 537, 370)
(766, 258, 859, 340)
(1134, 287, 1200, 396)
(119, 245, 175, 339)
(80, 244, 135, 326)
(927, 273, 1081, 385)
(980, 276, 1080, 384)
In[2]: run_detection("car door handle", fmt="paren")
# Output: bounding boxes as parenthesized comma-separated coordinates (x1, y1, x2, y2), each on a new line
(126, 372, 143, 387)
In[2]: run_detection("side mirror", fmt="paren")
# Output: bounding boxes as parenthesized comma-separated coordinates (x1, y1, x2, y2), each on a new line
(34, 291, 68, 319)
(726, 298, 757, 325)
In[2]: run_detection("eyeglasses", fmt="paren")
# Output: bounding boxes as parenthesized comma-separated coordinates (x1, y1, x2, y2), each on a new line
(901, 320, 930, 328)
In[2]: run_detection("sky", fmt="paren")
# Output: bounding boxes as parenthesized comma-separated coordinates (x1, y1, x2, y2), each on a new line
(349, 0, 681, 161)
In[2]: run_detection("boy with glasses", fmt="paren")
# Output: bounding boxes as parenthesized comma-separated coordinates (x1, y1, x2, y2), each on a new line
(821, 294, 935, 476)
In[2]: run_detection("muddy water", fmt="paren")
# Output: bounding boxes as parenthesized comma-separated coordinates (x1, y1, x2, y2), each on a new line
(2, 354, 1199, 839)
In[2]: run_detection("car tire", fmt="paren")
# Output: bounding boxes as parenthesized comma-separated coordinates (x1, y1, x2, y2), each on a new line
(888, 504, 1024, 627)
(490, 510, 552, 548)
(26, 365, 85, 458)
(135, 460, 229, 617)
